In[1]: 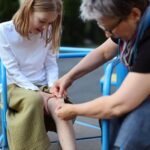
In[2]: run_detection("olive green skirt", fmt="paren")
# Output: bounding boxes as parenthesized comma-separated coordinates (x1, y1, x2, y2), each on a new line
(7, 84, 71, 150)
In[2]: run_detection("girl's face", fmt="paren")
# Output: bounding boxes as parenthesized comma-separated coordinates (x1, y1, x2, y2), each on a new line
(97, 8, 141, 41)
(29, 11, 58, 34)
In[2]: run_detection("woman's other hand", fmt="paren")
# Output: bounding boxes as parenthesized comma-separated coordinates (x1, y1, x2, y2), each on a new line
(55, 104, 76, 120)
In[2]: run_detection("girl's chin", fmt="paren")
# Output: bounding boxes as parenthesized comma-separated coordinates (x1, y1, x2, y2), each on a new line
(34, 30, 41, 34)
(29, 29, 42, 34)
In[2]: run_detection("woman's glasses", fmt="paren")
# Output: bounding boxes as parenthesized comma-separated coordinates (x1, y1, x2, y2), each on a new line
(97, 18, 123, 35)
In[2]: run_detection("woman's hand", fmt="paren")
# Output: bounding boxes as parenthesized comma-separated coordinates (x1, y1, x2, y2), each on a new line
(55, 103, 76, 120)
(50, 74, 73, 98)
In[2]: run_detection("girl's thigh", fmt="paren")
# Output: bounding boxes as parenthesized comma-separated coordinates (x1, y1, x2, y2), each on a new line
(8, 84, 43, 111)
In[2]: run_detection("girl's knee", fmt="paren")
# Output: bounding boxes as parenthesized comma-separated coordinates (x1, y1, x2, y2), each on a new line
(48, 97, 64, 113)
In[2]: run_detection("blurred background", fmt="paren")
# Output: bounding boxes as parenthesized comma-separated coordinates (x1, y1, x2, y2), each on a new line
(0, 0, 106, 47)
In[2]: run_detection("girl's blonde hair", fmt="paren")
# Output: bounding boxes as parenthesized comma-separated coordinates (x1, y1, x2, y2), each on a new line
(13, 0, 63, 53)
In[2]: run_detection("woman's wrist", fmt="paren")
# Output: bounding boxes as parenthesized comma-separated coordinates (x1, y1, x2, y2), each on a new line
(72, 104, 79, 116)
(64, 73, 74, 84)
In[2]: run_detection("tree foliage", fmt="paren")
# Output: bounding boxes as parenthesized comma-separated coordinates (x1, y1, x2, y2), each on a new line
(61, 0, 105, 47)
(0, 0, 19, 22)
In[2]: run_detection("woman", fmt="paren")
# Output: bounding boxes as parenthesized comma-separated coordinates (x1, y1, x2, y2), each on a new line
(51, 0, 150, 149)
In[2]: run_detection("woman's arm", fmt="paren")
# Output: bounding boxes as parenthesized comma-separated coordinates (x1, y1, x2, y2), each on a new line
(56, 72, 150, 120)
(51, 38, 118, 97)
(66, 38, 118, 81)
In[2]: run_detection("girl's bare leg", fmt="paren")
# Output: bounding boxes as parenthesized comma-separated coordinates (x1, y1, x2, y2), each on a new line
(48, 98, 77, 150)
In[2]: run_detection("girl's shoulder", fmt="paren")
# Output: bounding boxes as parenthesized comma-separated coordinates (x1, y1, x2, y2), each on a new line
(0, 21, 23, 44)
(0, 20, 15, 32)
(0, 21, 14, 43)
(0, 21, 17, 40)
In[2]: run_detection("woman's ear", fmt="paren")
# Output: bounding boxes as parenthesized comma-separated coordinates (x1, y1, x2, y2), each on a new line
(130, 7, 141, 22)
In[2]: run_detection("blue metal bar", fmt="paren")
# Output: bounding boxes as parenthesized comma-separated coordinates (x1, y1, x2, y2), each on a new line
(75, 120, 100, 130)
(0, 135, 3, 144)
(100, 58, 120, 150)
(59, 47, 93, 53)
(58, 52, 88, 58)
(1, 63, 8, 148)
(101, 62, 113, 150)
(116, 62, 128, 88)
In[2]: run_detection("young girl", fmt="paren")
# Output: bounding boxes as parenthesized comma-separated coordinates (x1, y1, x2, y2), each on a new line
(0, 0, 76, 150)
(51, 0, 150, 149)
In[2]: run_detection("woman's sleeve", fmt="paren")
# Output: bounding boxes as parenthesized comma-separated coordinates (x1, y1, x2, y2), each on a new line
(131, 28, 150, 73)
(44, 47, 58, 87)
(0, 31, 39, 90)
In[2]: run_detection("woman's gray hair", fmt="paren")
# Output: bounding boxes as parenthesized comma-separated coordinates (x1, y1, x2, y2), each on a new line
(80, 0, 103, 21)
(80, 0, 149, 21)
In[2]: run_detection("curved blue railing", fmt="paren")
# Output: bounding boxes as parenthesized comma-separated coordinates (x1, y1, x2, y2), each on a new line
(100, 57, 128, 150)
(100, 57, 120, 150)
(58, 52, 88, 58)
(60, 47, 93, 53)
(0, 62, 8, 148)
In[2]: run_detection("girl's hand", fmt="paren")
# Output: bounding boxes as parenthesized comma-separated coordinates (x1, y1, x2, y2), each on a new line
(50, 74, 73, 98)
(55, 103, 76, 120)
(38, 91, 55, 114)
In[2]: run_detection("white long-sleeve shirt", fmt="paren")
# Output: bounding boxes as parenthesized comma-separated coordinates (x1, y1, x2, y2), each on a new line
(0, 21, 58, 90)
